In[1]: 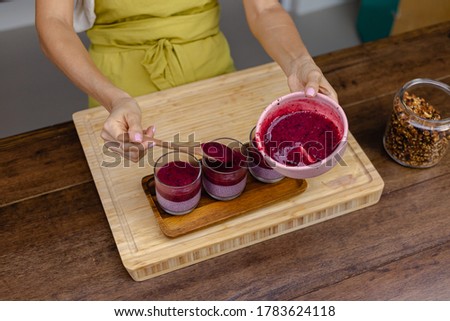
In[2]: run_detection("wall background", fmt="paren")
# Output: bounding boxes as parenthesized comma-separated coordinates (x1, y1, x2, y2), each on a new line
(0, 0, 35, 31)
(0, 0, 357, 31)
(282, 0, 354, 15)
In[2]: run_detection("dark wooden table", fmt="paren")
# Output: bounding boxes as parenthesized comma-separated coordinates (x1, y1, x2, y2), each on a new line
(1, 22, 449, 301)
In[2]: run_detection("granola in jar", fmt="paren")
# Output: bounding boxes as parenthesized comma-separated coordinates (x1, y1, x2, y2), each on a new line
(383, 79, 449, 168)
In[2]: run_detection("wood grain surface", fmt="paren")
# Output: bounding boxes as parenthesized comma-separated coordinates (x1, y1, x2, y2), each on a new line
(1, 22, 449, 299)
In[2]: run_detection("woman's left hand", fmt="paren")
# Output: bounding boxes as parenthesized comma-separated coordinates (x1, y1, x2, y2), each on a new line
(286, 55, 338, 103)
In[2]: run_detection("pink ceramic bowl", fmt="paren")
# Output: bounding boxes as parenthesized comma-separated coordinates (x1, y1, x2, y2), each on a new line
(255, 92, 348, 179)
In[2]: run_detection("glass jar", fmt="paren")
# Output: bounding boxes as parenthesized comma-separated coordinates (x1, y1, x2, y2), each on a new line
(201, 137, 248, 201)
(154, 151, 202, 215)
(383, 78, 450, 168)
(247, 126, 284, 183)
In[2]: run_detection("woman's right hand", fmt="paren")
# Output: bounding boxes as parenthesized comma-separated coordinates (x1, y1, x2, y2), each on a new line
(100, 97, 155, 163)
(35, 1, 155, 163)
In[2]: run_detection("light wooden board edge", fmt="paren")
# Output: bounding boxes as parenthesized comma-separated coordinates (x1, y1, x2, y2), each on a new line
(130, 189, 383, 281)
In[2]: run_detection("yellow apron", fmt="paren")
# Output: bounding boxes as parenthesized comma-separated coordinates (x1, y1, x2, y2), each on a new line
(87, 0, 235, 107)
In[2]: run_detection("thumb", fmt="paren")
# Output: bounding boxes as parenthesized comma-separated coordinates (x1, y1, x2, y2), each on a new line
(126, 113, 143, 143)
(305, 70, 322, 98)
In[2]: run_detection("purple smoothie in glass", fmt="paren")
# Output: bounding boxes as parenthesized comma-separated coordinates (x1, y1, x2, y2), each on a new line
(155, 157, 201, 215)
(201, 139, 248, 200)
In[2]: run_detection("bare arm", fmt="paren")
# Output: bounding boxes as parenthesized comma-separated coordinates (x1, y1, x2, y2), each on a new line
(35, 0, 154, 161)
(35, 0, 129, 110)
(243, 0, 337, 101)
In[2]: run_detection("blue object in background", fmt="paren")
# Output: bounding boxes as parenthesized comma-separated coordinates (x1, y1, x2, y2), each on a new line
(357, 0, 400, 42)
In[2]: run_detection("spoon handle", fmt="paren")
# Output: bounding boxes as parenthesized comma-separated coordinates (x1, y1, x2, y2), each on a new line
(146, 137, 203, 157)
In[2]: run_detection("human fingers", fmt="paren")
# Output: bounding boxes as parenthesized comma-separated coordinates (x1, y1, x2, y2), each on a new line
(101, 98, 150, 163)
(104, 97, 144, 144)
(103, 132, 148, 163)
(144, 125, 156, 137)
(287, 56, 322, 96)
(143, 125, 156, 149)
(101, 128, 116, 142)
(109, 136, 146, 162)
(319, 77, 339, 103)
(115, 132, 151, 153)
(125, 110, 144, 144)
(102, 115, 128, 145)
(108, 146, 141, 163)
(287, 73, 304, 93)
(305, 69, 322, 98)
(287, 56, 339, 103)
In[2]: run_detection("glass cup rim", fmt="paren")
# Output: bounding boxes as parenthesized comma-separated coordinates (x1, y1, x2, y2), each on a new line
(248, 125, 273, 169)
(249, 126, 257, 148)
(202, 137, 247, 173)
(154, 151, 202, 189)
(204, 136, 244, 148)
(398, 78, 450, 129)
(254, 92, 349, 174)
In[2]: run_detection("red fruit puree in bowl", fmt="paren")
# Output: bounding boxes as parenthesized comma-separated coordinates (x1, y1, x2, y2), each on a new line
(261, 101, 343, 166)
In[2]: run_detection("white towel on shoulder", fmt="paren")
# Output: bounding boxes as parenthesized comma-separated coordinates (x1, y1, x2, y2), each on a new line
(73, 0, 96, 33)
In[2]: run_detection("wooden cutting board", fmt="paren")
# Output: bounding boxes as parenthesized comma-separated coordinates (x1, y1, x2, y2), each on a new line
(73, 63, 384, 281)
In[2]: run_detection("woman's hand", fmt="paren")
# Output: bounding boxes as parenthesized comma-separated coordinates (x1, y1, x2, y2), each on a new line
(243, 0, 338, 102)
(287, 55, 338, 102)
(100, 97, 155, 163)
(36, 0, 156, 162)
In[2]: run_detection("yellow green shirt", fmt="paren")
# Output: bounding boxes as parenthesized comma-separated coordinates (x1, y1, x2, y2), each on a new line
(86, 0, 235, 106)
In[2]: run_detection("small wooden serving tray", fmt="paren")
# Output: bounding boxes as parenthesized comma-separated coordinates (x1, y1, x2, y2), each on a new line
(142, 174, 308, 237)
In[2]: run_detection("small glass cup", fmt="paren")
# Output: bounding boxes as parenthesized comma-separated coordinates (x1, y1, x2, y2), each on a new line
(202, 137, 248, 200)
(248, 126, 284, 183)
(154, 151, 202, 215)
(383, 78, 450, 168)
